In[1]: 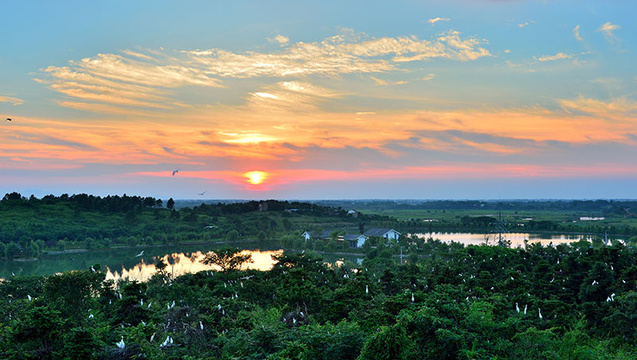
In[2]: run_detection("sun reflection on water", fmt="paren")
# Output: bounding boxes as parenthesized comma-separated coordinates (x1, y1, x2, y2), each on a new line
(105, 249, 283, 282)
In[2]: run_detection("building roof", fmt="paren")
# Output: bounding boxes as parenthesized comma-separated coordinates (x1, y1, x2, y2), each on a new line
(363, 228, 400, 237)
(343, 234, 367, 241)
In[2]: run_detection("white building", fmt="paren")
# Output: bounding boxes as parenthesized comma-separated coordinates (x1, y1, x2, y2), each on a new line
(363, 228, 401, 240)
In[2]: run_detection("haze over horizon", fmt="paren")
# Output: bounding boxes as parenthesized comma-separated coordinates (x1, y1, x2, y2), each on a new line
(2, 1, 636, 200)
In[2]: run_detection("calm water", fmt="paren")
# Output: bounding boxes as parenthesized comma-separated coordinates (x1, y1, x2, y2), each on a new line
(412, 232, 594, 248)
(0, 243, 362, 281)
(1, 233, 593, 281)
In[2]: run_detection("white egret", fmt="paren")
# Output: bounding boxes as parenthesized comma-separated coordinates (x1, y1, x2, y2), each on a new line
(161, 336, 171, 347)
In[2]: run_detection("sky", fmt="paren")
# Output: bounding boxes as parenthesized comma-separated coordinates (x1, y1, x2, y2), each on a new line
(1, 0, 636, 200)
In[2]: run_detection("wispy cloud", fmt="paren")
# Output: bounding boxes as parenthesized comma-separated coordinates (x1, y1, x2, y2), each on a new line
(597, 22, 621, 43)
(41, 30, 489, 113)
(0, 95, 23, 106)
(185, 30, 490, 74)
(537, 52, 572, 62)
(269, 35, 290, 45)
(573, 25, 583, 41)
(37, 30, 490, 115)
(246, 81, 346, 113)
(518, 21, 535, 28)
(428, 17, 450, 25)
(558, 96, 637, 122)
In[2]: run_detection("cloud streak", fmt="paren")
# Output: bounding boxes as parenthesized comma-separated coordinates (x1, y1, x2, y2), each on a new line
(537, 52, 572, 62)
(41, 30, 490, 112)
(573, 25, 583, 41)
(0, 95, 23, 106)
(597, 22, 621, 43)
(428, 17, 450, 25)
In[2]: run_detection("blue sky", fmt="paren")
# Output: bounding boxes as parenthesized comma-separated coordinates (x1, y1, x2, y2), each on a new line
(1, 0, 636, 199)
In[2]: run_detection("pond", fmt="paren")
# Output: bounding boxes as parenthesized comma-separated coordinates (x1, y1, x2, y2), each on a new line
(0, 243, 364, 282)
(411, 232, 596, 248)
(1, 232, 600, 281)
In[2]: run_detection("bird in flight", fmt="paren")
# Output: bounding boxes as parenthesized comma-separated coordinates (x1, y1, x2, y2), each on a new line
(198, 191, 206, 196)
(135, 250, 144, 257)
(172, 169, 181, 176)
(5, 118, 11, 121)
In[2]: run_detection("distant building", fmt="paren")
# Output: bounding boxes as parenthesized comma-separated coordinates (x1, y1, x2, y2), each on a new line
(301, 230, 337, 241)
(343, 234, 368, 248)
(579, 217, 605, 221)
(363, 228, 401, 240)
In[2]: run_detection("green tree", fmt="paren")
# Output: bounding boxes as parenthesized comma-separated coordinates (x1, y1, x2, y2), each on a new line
(357, 325, 416, 360)
(5, 242, 20, 260)
(2, 305, 64, 359)
(201, 247, 253, 272)
(44, 269, 104, 327)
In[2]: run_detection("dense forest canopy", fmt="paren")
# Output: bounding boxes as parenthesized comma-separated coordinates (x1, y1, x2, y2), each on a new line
(2, 241, 637, 359)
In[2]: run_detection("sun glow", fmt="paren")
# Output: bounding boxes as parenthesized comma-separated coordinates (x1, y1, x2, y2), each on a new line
(245, 171, 267, 185)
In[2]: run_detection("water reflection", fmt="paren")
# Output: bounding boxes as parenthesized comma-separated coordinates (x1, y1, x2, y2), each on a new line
(105, 250, 283, 282)
(412, 232, 593, 248)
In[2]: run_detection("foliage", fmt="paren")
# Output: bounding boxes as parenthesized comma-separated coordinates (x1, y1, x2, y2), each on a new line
(201, 247, 253, 272)
(4, 194, 637, 358)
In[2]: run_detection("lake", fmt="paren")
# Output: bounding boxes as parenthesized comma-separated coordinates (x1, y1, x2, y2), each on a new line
(1, 232, 594, 281)
(411, 232, 595, 248)
(0, 243, 363, 282)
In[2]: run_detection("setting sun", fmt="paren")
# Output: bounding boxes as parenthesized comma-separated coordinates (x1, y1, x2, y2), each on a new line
(245, 171, 267, 185)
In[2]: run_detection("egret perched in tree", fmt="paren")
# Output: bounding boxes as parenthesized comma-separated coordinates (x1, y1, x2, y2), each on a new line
(161, 336, 171, 347)
(516, 303, 520, 313)
(538, 308, 543, 319)
(116, 337, 125, 349)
